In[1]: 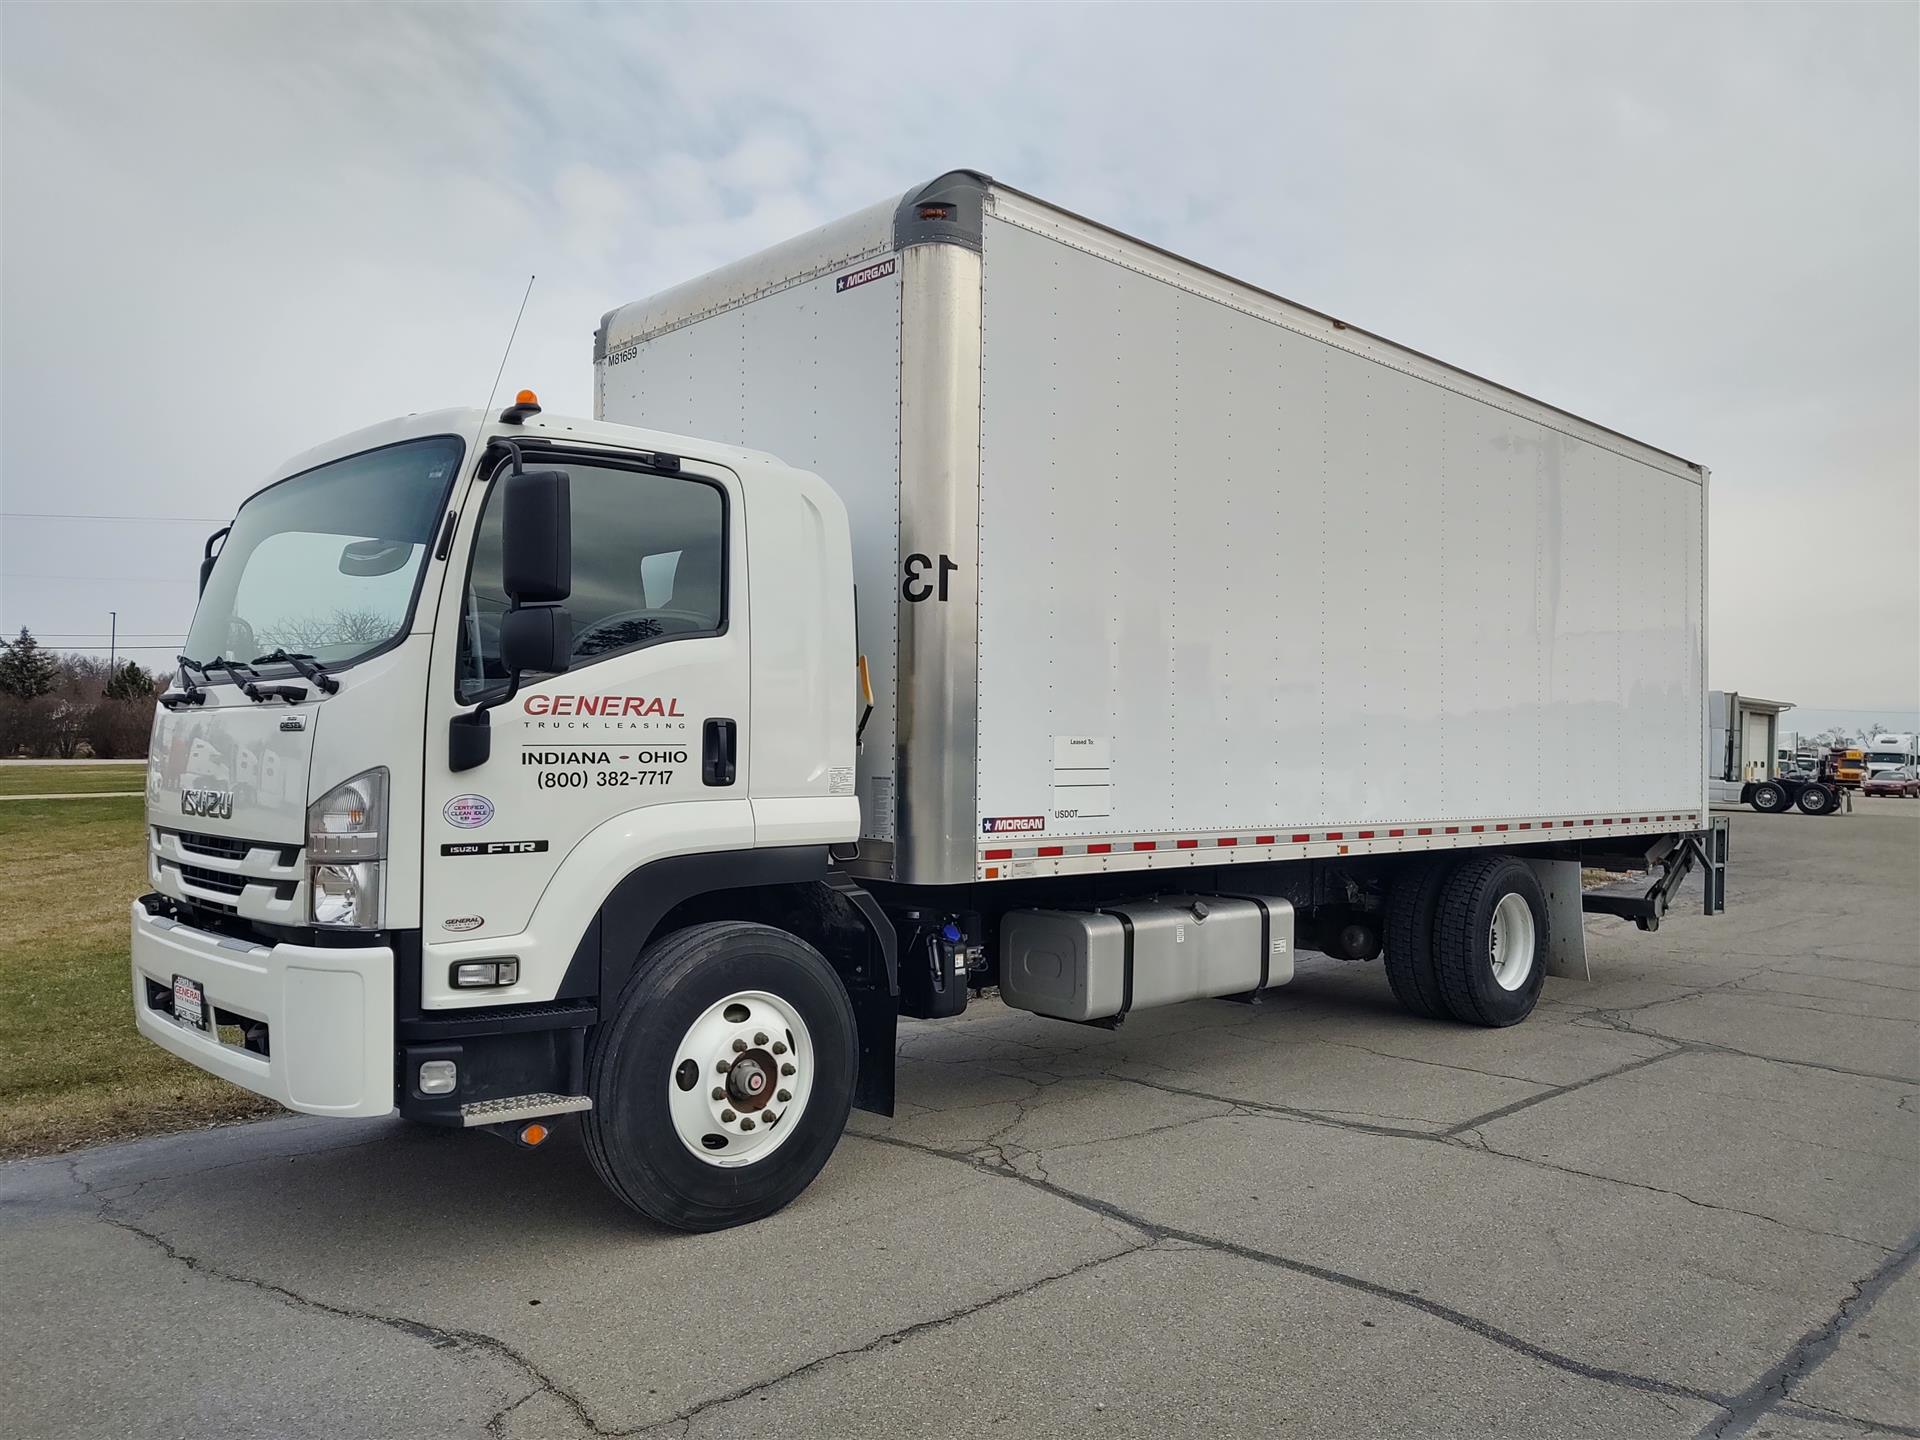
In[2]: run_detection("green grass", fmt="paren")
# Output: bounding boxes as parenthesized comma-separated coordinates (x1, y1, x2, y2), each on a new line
(0, 762, 146, 798)
(0, 796, 278, 1159)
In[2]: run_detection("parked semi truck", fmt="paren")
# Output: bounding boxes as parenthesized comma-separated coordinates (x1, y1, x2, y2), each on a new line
(1863, 733, 1920, 778)
(1709, 692, 1862, 815)
(133, 171, 1726, 1230)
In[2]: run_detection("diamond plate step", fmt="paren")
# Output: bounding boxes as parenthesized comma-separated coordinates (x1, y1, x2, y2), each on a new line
(459, 1093, 593, 1127)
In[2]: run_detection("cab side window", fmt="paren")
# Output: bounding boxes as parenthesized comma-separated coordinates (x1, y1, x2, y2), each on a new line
(457, 461, 726, 701)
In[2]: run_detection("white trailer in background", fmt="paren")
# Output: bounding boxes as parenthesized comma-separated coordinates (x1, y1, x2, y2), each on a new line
(133, 170, 1727, 1232)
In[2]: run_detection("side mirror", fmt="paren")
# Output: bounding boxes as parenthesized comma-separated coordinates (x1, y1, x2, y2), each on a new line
(449, 467, 572, 773)
(502, 470, 571, 603)
(199, 525, 231, 596)
(499, 605, 572, 676)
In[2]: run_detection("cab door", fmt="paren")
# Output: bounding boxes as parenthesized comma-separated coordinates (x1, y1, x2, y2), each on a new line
(421, 449, 750, 1006)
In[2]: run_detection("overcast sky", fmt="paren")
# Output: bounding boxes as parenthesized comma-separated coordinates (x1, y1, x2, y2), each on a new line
(2, 2, 1915, 715)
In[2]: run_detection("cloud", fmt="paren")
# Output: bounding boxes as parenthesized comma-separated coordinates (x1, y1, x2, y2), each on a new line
(1, 1, 1914, 706)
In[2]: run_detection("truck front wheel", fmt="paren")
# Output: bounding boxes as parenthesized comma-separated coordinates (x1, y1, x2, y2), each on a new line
(1749, 782, 1788, 813)
(1432, 856, 1549, 1027)
(584, 921, 858, 1231)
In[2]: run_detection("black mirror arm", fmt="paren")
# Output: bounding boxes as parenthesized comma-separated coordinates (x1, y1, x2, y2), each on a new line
(199, 525, 230, 597)
(483, 438, 526, 481)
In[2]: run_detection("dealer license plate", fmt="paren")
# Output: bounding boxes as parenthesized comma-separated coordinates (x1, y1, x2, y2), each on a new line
(171, 974, 207, 1031)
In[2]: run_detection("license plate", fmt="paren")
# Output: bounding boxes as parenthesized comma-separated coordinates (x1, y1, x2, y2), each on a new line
(171, 974, 207, 1031)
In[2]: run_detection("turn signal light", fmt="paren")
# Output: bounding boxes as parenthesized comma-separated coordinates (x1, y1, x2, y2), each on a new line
(520, 1123, 549, 1147)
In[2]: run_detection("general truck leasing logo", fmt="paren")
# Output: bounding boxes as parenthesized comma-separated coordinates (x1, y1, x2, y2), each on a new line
(982, 816, 1046, 834)
(523, 694, 683, 717)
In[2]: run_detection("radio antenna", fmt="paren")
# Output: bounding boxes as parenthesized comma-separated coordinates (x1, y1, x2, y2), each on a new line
(482, 273, 537, 416)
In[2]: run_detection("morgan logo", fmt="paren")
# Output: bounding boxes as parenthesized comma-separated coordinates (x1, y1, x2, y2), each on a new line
(180, 788, 233, 819)
(982, 815, 1046, 834)
(835, 258, 895, 294)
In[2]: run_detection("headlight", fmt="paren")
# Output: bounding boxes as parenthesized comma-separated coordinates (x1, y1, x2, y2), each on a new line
(311, 862, 384, 928)
(308, 769, 388, 927)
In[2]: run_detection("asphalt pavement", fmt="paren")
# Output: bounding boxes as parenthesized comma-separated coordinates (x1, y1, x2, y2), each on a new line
(4, 803, 1915, 1439)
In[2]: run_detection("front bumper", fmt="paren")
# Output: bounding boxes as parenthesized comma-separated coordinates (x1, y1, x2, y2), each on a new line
(129, 900, 395, 1117)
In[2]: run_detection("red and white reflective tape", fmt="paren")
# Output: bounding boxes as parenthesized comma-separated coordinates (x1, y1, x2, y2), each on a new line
(977, 812, 1703, 875)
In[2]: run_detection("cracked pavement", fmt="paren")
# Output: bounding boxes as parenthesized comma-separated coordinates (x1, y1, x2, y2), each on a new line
(4, 804, 1916, 1439)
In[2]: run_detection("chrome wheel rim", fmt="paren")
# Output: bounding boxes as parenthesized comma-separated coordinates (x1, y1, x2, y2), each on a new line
(667, 990, 813, 1168)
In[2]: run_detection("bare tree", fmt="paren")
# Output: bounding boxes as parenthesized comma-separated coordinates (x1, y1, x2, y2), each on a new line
(254, 607, 397, 655)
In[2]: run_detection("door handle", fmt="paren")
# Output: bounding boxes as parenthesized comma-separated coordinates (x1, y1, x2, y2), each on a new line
(703, 718, 736, 786)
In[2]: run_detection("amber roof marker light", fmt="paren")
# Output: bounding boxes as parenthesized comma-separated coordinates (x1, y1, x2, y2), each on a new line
(500, 388, 542, 425)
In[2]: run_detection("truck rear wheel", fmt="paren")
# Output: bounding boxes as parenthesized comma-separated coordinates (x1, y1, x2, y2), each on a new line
(1432, 856, 1549, 1027)
(1796, 784, 1835, 815)
(1749, 782, 1788, 813)
(583, 921, 857, 1232)
(1383, 858, 1452, 1019)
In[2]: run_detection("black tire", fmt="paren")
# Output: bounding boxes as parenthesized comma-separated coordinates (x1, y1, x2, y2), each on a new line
(1795, 785, 1834, 816)
(583, 921, 857, 1232)
(1749, 782, 1787, 814)
(1383, 857, 1452, 1019)
(1432, 855, 1550, 1027)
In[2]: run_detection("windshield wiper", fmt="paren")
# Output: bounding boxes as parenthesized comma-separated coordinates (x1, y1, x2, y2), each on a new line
(255, 649, 340, 695)
(200, 656, 272, 703)
(161, 655, 211, 708)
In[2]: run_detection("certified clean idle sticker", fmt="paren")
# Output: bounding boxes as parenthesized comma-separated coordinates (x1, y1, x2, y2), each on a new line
(443, 794, 495, 829)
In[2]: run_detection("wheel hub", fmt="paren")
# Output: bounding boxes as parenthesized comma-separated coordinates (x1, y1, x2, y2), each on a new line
(727, 1052, 775, 1110)
(1488, 891, 1538, 992)
(668, 990, 812, 1168)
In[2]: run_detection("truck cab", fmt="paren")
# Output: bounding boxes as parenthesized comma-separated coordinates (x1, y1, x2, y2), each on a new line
(134, 401, 887, 1227)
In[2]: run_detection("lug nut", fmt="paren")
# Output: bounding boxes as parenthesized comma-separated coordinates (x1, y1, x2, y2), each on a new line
(776, 1089, 791, 1102)
(765, 1111, 779, 1126)
(771, 1041, 786, 1055)
(716, 1060, 731, 1074)
(753, 1032, 768, 1046)
(781, 1062, 796, 1076)
(731, 1038, 748, 1053)
(711, 1087, 726, 1101)
(721, 1109, 737, 1123)
(740, 1118, 755, 1131)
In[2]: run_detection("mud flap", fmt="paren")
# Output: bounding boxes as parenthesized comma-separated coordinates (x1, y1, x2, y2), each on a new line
(1523, 857, 1588, 981)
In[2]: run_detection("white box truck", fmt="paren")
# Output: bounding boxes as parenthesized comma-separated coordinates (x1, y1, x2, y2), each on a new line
(133, 171, 1726, 1230)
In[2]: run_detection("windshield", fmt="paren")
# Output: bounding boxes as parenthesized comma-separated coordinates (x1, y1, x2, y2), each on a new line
(1865, 751, 1909, 766)
(184, 436, 463, 672)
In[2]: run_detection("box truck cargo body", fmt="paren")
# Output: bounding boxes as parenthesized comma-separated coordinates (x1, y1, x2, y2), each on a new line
(131, 171, 1725, 1231)
(597, 172, 1710, 888)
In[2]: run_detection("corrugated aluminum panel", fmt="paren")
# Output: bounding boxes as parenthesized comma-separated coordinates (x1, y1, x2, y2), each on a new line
(974, 205, 1706, 861)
